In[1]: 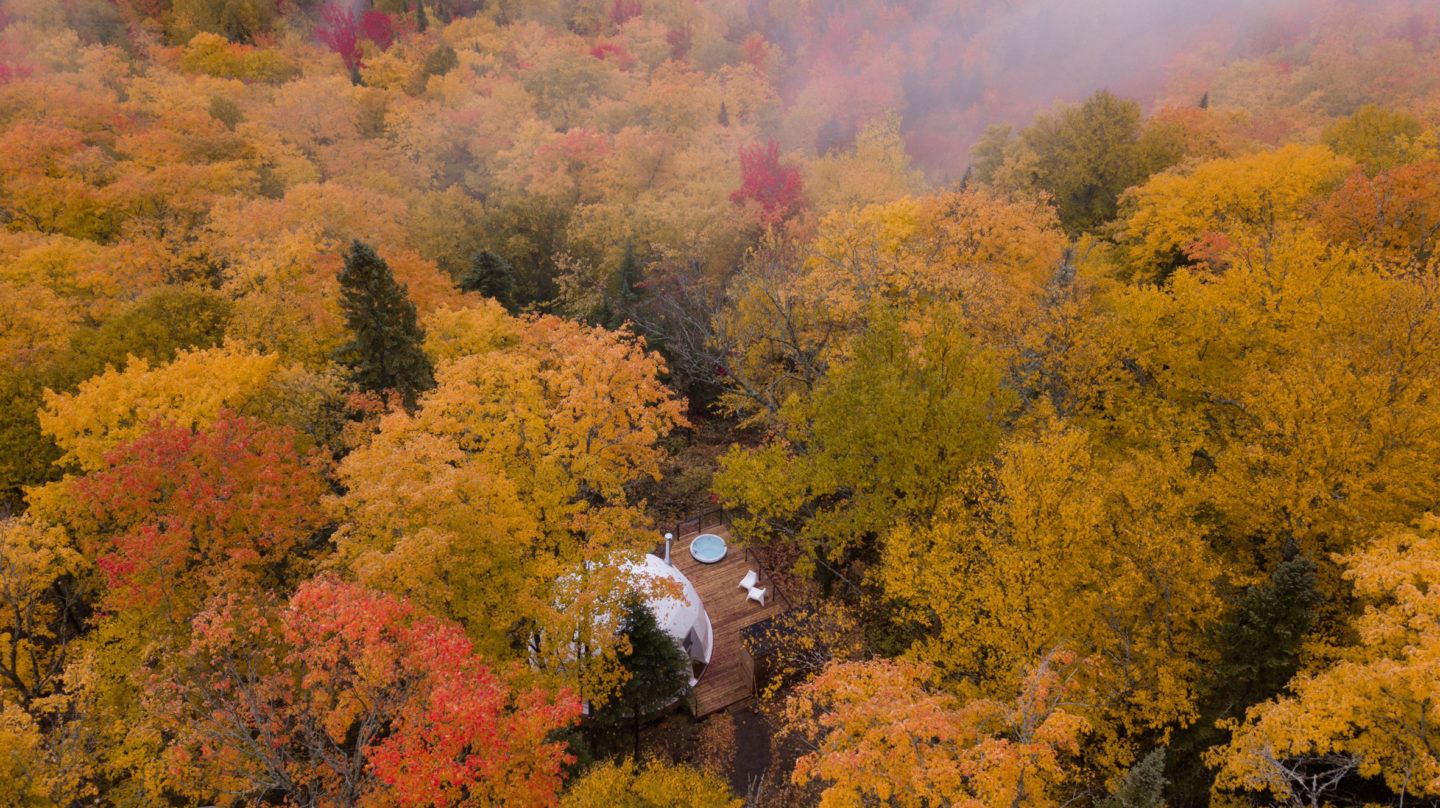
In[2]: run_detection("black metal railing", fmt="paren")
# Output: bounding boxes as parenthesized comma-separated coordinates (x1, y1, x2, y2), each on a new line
(670, 507, 727, 540)
(667, 507, 792, 610)
(742, 545, 792, 610)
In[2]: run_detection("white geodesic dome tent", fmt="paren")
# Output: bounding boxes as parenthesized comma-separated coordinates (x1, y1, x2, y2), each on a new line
(628, 553, 713, 666)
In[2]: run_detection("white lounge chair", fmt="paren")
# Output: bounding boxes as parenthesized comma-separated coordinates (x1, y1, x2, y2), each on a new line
(738, 570, 758, 591)
(746, 586, 767, 606)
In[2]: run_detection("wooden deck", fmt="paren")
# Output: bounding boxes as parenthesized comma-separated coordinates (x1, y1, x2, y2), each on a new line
(669, 521, 783, 717)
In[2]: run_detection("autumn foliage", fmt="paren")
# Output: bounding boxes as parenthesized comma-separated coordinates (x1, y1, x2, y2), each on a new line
(360, 11, 396, 52)
(1213, 515, 1440, 802)
(3, 0, 1440, 805)
(68, 413, 328, 616)
(316, 4, 363, 79)
(785, 654, 1090, 807)
(155, 579, 581, 806)
(731, 140, 803, 225)
(610, 0, 642, 26)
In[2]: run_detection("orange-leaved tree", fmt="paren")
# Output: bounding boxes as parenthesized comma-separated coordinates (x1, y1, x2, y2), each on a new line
(148, 578, 581, 807)
(784, 654, 1090, 808)
(61, 413, 329, 622)
(12, 413, 333, 799)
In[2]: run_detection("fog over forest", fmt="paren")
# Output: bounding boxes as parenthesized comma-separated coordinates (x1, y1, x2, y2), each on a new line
(1, 0, 1439, 805)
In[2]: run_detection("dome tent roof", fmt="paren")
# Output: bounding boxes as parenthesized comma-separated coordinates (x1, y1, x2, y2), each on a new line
(626, 553, 706, 645)
(551, 552, 713, 672)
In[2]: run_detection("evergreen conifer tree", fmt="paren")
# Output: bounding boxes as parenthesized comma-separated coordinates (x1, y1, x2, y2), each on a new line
(337, 240, 435, 408)
(607, 242, 643, 329)
(589, 597, 691, 758)
(1101, 748, 1167, 808)
(1216, 554, 1321, 701)
(459, 249, 518, 312)
(1165, 555, 1321, 805)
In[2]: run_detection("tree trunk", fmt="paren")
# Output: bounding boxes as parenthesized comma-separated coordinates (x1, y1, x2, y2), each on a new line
(632, 706, 641, 759)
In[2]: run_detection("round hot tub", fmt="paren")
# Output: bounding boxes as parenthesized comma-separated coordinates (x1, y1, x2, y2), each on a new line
(689, 533, 728, 563)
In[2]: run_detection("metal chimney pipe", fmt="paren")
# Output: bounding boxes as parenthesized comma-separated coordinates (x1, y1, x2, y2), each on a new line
(663, 532, 674, 565)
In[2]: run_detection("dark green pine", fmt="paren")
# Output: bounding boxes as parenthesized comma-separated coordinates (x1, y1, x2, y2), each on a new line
(459, 249, 518, 312)
(1163, 554, 1322, 805)
(337, 240, 436, 408)
(606, 241, 643, 329)
(589, 597, 692, 759)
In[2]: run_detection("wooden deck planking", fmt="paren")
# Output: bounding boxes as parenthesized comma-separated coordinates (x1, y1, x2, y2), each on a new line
(670, 523, 783, 717)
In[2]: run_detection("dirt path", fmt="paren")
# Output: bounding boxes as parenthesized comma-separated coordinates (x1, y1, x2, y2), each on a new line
(728, 704, 773, 798)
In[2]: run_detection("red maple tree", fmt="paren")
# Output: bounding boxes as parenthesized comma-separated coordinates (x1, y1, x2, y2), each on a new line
(71, 413, 329, 616)
(666, 24, 693, 60)
(360, 10, 396, 52)
(610, 0, 641, 25)
(590, 41, 636, 69)
(152, 579, 582, 806)
(731, 140, 804, 224)
(316, 3, 363, 81)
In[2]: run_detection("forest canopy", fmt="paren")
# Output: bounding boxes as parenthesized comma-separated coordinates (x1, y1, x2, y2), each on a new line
(3, 0, 1440, 806)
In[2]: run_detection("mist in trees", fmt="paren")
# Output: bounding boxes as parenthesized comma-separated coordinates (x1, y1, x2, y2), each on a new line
(3, 0, 1440, 805)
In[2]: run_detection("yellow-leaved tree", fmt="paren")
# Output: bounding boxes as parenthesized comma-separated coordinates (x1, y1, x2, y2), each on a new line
(0, 702, 57, 806)
(881, 424, 1225, 766)
(38, 344, 279, 472)
(1212, 513, 1440, 805)
(713, 189, 1065, 426)
(335, 307, 687, 703)
(803, 114, 925, 215)
(1119, 144, 1354, 281)
(1094, 230, 1440, 585)
(560, 759, 741, 807)
(0, 517, 85, 709)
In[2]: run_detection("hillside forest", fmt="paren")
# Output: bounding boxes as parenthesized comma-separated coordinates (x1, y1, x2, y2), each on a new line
(4, 0, 1440, 805)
